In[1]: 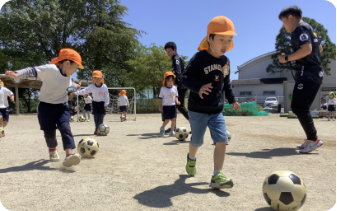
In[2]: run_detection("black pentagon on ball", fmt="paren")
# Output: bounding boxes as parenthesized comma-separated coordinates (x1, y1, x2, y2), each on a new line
(87, 140, 94, 146)
(80, 148, 86, 154)
(79, 139, 84, 144)
(268, 174, 280, 185)
(175, 128, 180, 133)
(179, 134, 184, 139)
(279, 192, 294, 205)
(183, 128, 186, 132)
(263, 193, 271, 205)
(301, 194, 306, 207)
(186, 134, 189, 138)
(289, 174, 301, 185)
(90, 150, 96, 156)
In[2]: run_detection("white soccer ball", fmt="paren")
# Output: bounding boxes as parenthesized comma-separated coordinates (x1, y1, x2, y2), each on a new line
(175, 127, 189, 141)
(227, 130, 231, 142)
(98, 124, 110, 136)
(69, 116, 74, 122)
(79, 116, 85, 122)
(77, 137, 99, 158)
(263, 170, 307, 211)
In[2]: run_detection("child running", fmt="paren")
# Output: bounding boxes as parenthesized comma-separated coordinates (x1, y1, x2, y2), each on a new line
(117, 90, 129, 121)
(6, 48, 82, 167)
(71, 70, 109, 134)
(159, 72, 180, 137)
(327, 92, 336, 121)
(0, 79, 15, 136)
(83, 94, 92, 122)
(182, 16, 241, 189)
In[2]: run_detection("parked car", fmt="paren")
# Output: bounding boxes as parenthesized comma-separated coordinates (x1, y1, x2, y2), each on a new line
(264, 97, 278, 107)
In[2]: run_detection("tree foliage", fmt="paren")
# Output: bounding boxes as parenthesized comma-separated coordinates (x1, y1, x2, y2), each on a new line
(267, 17, 336, 78)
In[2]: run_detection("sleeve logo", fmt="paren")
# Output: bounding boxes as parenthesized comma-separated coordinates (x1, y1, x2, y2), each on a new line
(222, 63, 230, 76)
(176, 60, 179, 65)
(299, 33, 309, 42)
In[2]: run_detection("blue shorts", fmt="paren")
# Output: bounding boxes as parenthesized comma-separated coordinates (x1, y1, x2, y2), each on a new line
(38, 102, 70, 130)
(120, 106, 127, 112)
(0, 108, 9, 122)
(328, 105, 335, 112)
(84, 103, 92, 111)
(189, 110, 229, 147)
(162, 106, 177, 120)
(92, 101, 106, 114)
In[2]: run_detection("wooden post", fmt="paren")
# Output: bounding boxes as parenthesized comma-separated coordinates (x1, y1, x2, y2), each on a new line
(15, 83, 19, 116)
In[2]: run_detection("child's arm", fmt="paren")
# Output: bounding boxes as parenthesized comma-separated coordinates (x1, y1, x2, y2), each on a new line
(7, 64, 57, 80)
(104, 86, 110, 109)
(117, 97, 120, 108)
(4, 88, 14, 102)
(175, 88, 180, 105)
(126, 96, 129, 107)
(182, 53, 204, 93)
(158, 99, 163, 112)
(73, 84, 92, 96)
(223, 59, 236, 104)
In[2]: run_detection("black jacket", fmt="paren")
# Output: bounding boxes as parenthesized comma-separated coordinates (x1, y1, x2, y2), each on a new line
(171, 54, 186, 89)
(182, 51, 236, 114)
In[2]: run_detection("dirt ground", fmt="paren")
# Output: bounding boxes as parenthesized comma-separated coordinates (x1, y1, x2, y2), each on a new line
(0, 113, 335, 211)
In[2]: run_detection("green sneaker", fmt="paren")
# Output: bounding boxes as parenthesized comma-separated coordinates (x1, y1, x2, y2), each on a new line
(209, 171, 233, 189)
(185, 154, 196, 176)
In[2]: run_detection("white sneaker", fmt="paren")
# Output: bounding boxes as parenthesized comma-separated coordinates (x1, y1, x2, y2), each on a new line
(328, 117, 330, 121)
(333, 118, 335, 121)
(87, 119, 91, 122)
(49, 149, 60, 162)
(63, 154, 81, 167)
(297, 139, 308, 149)
(299, 139, 323, 154)
(169, 131, 175, 137)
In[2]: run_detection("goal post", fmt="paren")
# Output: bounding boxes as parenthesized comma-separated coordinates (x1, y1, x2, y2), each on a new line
(75, 87, 137, 122)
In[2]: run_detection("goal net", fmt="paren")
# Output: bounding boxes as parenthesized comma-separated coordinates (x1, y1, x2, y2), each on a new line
(75, 87, 137, 122)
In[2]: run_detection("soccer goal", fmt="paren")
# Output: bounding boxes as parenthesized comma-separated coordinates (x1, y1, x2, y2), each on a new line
(76, 87, 137, 122)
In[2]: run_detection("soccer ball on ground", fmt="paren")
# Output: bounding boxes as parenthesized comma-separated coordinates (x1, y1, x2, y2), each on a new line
(98, 124, 110, 136)
(77, 137, 99, 158)
(175, 127, 189, 141)
(263, 170, 306, 211)
(79, 116, 85, 122)
(227, 130, 231, 142)
(69, 116, 74, 122)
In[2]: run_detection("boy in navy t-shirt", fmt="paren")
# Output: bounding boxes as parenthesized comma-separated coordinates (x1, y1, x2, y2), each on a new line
(182, 16, 240, 189)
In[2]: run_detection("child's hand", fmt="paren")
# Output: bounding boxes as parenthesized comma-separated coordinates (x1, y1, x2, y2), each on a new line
(198, 83, 213, 99)
(5, 71, 19, 78)
(232, 102, 241, 111)
(76, 84, 81, 90)
(176, 101, 181, 105)
(159, 107, 162, 112)
(104, 106, 107, 110)
(117, 106, 119, 108)
(278, 55, 287, 63)
(10, 96, 14, 102)
(70, 92, 75, 97)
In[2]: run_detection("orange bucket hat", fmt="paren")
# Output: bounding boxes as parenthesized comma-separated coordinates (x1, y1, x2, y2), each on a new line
(162, 71, 175, 86)
(92, 70, 104, 84)
(50, 48, 84, 69)
(198, 16, 237, 52)
(119, 90, 126, 96)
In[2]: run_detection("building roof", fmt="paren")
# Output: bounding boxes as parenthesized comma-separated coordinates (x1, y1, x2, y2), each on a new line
(232, 77, 287, 87)
(236, 51, 277, 73)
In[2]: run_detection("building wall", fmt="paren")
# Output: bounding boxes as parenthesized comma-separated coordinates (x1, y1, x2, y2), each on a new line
(232, 84, 284, 105)
(238, 57, 280, 79)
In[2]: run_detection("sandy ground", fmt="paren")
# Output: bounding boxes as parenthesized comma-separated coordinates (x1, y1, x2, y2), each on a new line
(0, 113, 335, 211)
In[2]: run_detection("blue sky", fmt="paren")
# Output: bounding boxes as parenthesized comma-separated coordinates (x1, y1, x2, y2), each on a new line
(119, 0, 336, 80)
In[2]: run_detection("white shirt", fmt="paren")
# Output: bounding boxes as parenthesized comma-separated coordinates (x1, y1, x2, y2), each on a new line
(159, 86, 178, 106)
(84, 96, 92, 104)
(0, 87, 14, 108)
(75, 83, 110, 107)
(16, 64, 78, 104)
(118, 96, 129, 106)
(328, 98, 336, 105)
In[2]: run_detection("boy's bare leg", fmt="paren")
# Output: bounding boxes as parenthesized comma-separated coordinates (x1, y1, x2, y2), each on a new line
(171, 118, 176, 131)
(214, 142, 227, 171)
(124, 112, 127, 119)
(3, 121, 7, 128)
(65, 149, 73, 155)
(189, 143, 198, 158)
(0, 116, 3, 127)
(162, 119, 170, 128)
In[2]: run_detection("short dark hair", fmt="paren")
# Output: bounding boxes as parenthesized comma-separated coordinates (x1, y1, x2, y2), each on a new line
(164, 42, 177, 51)
(279, 6, 302, 20)
(209, 34, 216, 41)
(59, 60, 75, 65)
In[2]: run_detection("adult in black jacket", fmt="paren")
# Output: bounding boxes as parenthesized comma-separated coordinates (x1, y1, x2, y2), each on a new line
(165, 42, 190, 132)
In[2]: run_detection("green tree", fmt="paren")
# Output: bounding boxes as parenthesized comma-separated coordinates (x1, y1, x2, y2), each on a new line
(267, 17, 336, 79)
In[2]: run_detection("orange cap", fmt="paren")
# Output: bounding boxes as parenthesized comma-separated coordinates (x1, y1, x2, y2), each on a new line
(50, 48, 84, 69)
(119, 90, 126, 96)
(162, 71, 175, 86)
(198, 16, 237, 52)
(92, 70, 104, 84)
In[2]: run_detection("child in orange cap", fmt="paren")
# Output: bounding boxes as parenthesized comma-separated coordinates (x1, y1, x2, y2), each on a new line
(118, 90, 129, 121)
(182, 16, 241, 188)
(6, 48, 83, 167)
(71, 70, 109, 135)
(158, 72, 180, 137)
